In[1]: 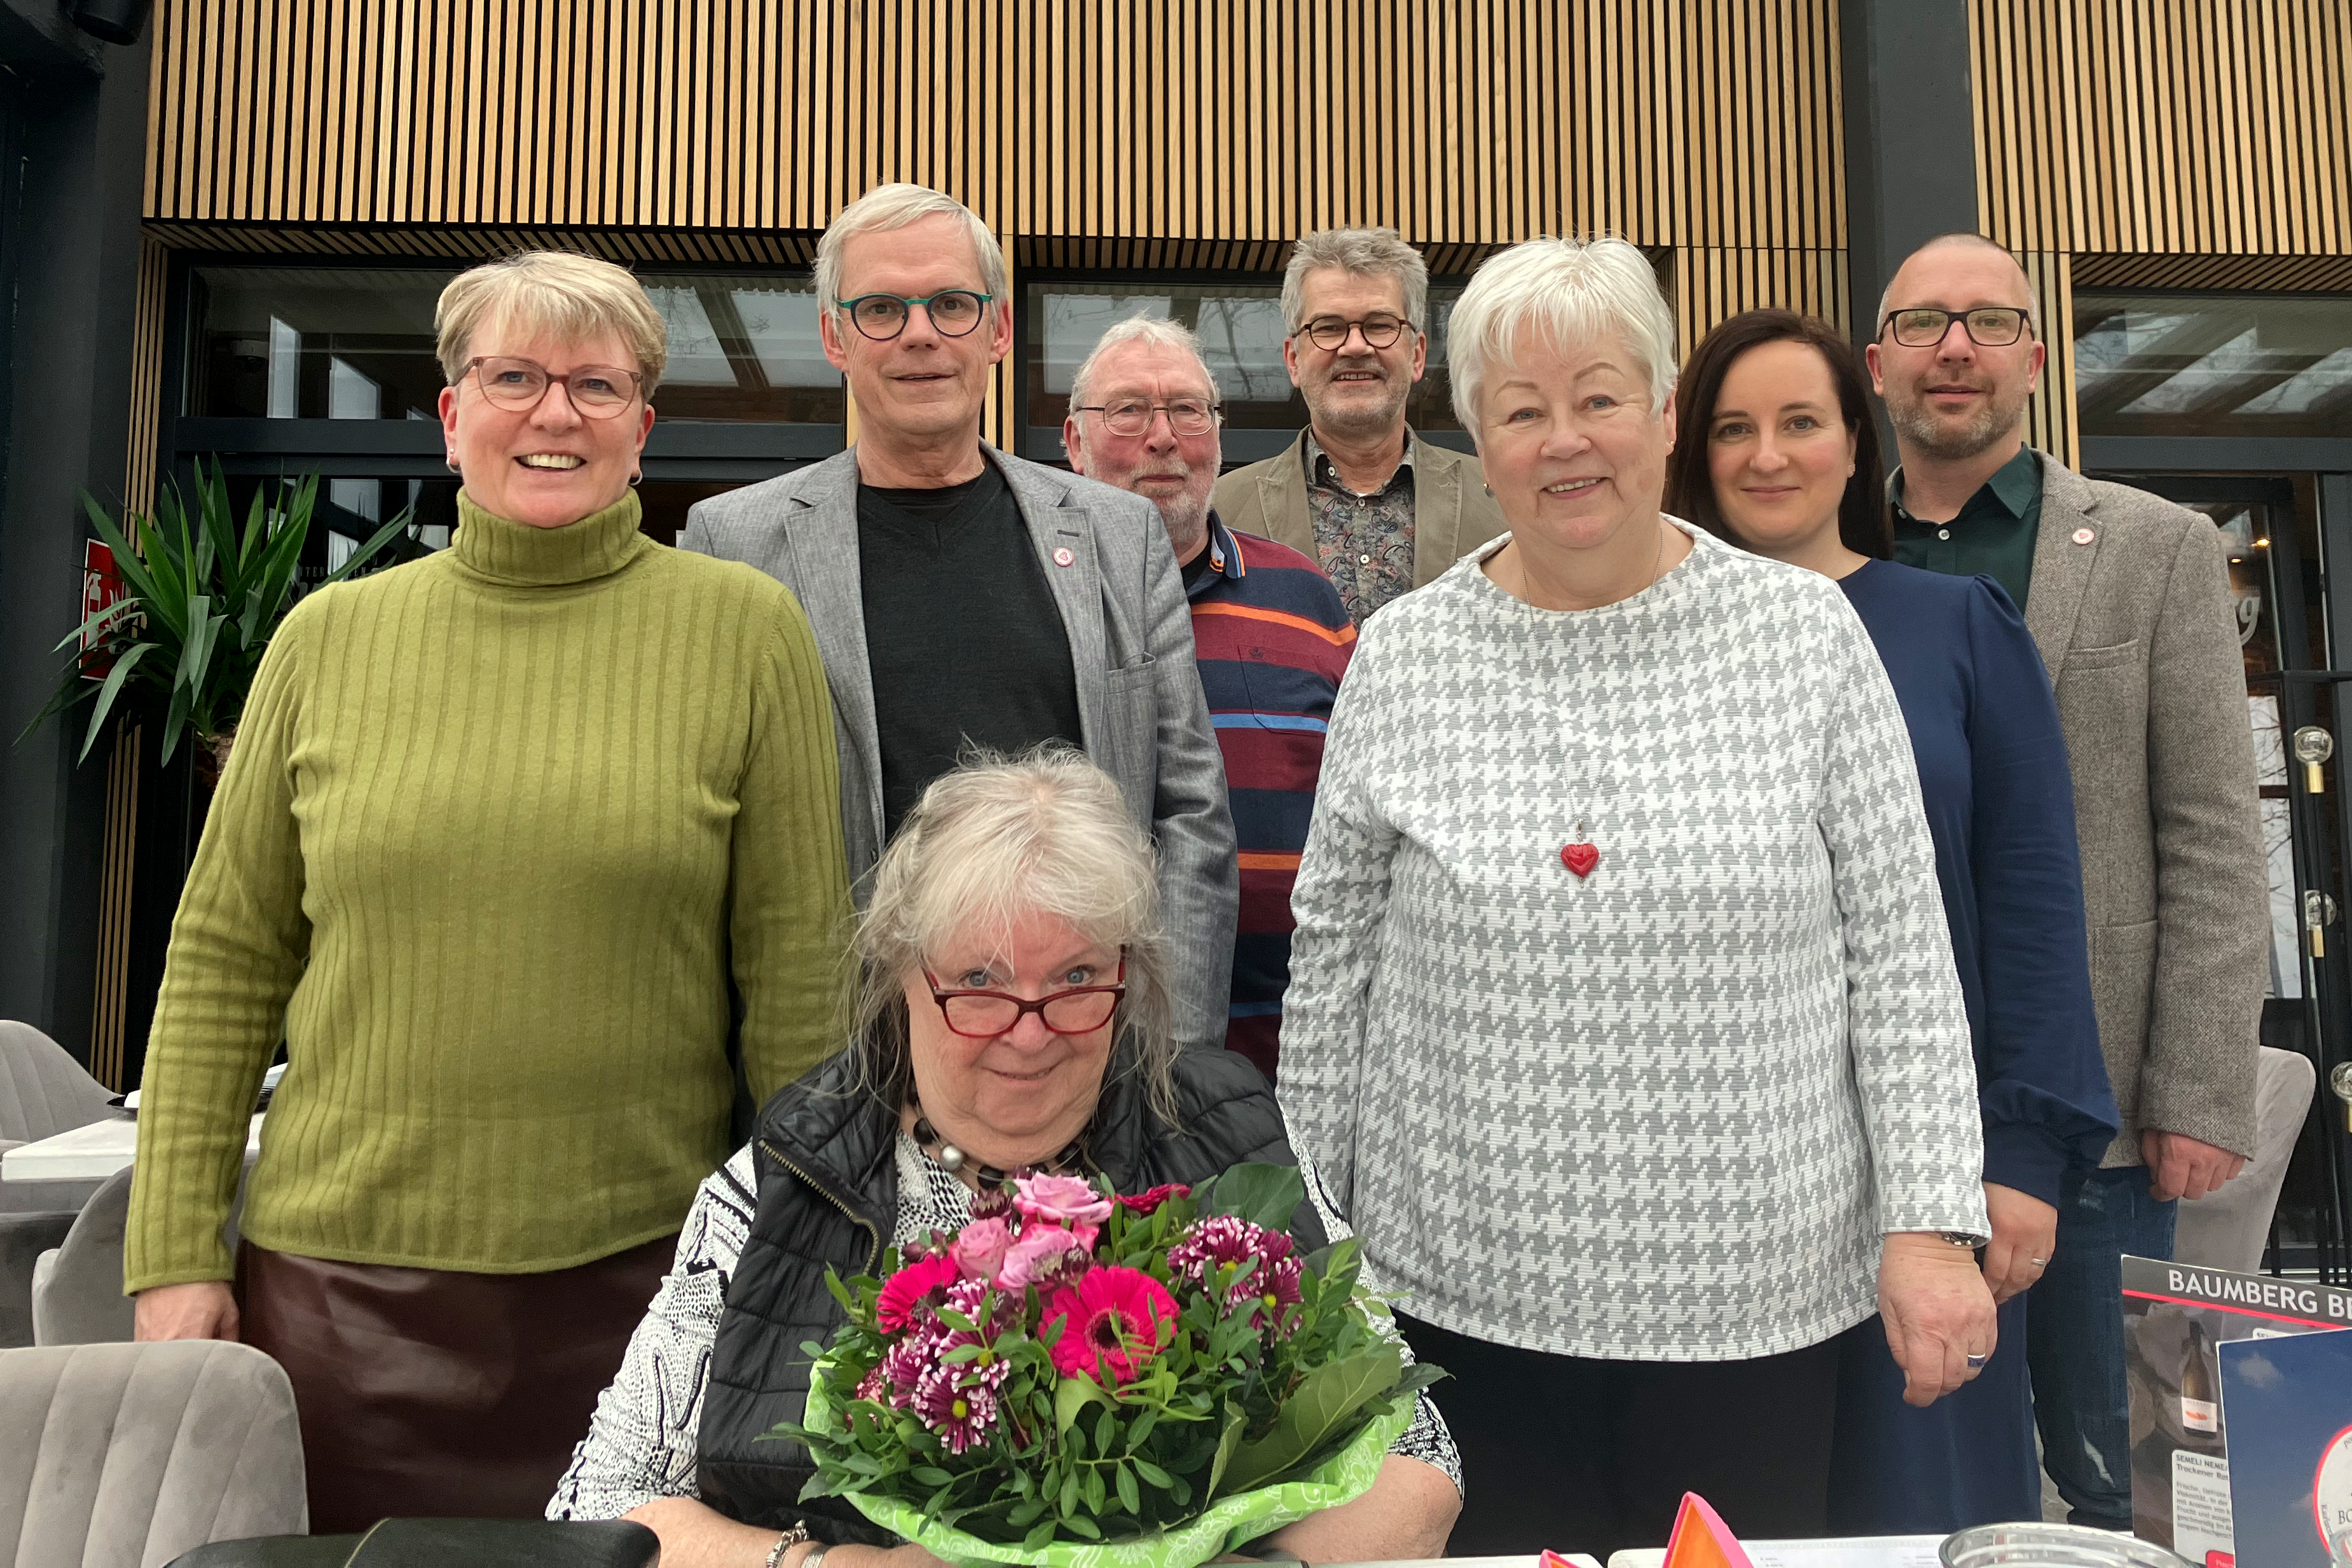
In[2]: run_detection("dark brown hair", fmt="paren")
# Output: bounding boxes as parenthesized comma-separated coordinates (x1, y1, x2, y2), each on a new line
(1665, 309, 1891, 560)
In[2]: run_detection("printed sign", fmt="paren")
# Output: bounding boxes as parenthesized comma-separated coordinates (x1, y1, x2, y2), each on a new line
(80, 538, 125, 679)
(2215, 1330, 2352, 1568)
(2122, 1255, 2352, 1562)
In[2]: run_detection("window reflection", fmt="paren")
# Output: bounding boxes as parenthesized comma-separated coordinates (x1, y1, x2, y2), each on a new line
(1026, 280, 1463, 433)
(191, 266, 842, 424)
(2075, 292, 2352, 439)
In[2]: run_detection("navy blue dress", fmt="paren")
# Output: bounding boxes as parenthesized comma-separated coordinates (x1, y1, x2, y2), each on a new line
(1827, 560, 2120, 1531)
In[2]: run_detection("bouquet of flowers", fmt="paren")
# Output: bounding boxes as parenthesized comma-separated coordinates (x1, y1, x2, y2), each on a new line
(776, 1162, 1440, 1568)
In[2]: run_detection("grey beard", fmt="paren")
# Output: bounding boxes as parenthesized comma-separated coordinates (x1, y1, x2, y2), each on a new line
(1309, 382, 1412, 442)
(1889, 385, 2029, 460)
(1155, 493, 1213, 558)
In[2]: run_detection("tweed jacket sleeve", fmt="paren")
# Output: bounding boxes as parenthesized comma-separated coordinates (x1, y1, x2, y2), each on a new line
(2135, 507, 2267, 1157)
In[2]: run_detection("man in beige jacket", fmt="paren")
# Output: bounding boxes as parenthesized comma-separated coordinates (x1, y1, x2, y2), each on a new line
(1211, 227, 1504, 624)
(1870, 232, 2266, 1530)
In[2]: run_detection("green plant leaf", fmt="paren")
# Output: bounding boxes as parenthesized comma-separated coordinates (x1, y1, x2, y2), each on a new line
(1204, 1400, 1246, 1499)
(1114, 1459, 1139, 1514)
(75, 642, 158, 762)
(323, 505, 415, 585)
(1214, 1343, 1401, 1497)
(1054, 1371, 1110, 1434)
(1199, 1162, 1306, 1232)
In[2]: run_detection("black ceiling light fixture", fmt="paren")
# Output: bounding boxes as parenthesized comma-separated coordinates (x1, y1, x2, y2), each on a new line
(70, 0, 152, 46)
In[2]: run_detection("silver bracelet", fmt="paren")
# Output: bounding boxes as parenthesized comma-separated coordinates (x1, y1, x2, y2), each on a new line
(764, 1522, 811, 1568)
(803, 1544, 834, 1568)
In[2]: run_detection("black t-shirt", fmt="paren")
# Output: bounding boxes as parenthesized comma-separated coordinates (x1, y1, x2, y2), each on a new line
(856, 465, 1084, 838)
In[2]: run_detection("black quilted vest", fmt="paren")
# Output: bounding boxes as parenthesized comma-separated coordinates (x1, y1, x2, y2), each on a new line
(695, 1047, 1324, 1537)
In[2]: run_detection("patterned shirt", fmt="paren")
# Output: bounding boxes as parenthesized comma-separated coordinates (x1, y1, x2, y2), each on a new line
(1305, 431, 1416, 624)
(1186, 515, 1356, 1080)
(1277, 521, 1991, 1361)
(548, 1135, 1460, 1522)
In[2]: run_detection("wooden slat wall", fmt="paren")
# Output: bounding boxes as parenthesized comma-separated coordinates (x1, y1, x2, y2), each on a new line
(1972, 0, 2352, 257)
(146, 1, 1856, 433)
(123, 237, 170, 514)
(88, 724, 141, 1091)
(2072, 251, 2352, 294)
(2021, 250, 2078, 469)
(1673, 247, 1852, 366)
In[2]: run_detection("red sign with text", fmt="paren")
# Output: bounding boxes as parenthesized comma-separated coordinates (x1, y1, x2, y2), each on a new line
(81, 539, 124, 680)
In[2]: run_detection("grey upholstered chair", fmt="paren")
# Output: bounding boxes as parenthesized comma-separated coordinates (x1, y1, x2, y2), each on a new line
(2175, 1043, 2319, 1275)
(1, 1021, 121, 1345)
(0, 1018, 117, 1153)
(0, 1340, 306, 1566)
(32, 1166, 137, 1345)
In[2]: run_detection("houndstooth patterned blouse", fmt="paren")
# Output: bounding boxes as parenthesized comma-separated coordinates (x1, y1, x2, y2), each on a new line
(1277, 521, 1993, 1364)
(547, 1133, 1461, 1522)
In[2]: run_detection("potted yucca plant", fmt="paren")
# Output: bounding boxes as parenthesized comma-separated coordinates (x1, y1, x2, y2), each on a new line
(22, 460, 413, 778)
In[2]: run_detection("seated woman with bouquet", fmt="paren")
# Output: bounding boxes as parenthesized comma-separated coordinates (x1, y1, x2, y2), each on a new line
(550, 749, 1462, 1568)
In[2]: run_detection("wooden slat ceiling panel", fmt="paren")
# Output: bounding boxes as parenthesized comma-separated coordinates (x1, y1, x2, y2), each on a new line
(1972, 0, 2351, 256)
(146, 0, 1848, 252)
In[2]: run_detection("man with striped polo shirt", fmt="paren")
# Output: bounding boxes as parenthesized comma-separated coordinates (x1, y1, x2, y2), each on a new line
(1065, 314, 1354, 1079)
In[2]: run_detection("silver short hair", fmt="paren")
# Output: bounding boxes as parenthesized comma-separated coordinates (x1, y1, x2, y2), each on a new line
(1447, 235, 1677, 431)
(1281, 227, 1430, 334)
(816, 183, 1010, 321)
(1874, 232, 2039, 334)
(847, 748, 1178, 1125)
(1069, 313, 1223, 412)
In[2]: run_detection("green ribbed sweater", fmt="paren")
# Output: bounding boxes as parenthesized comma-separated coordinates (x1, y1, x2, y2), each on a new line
(125, 493, 851, 1291)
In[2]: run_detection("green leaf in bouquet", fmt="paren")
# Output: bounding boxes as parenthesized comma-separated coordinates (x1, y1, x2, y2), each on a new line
(1125, 1406, 1159, 1448)
(1198, 1164, 1305, 1232)
(1063, 1515, 1101, 1541)
(1093, 1406, 1115, 1457)
(1214, 1343, 1401, 1497)
(1021, 1519, 1056, 1553)
(1204, 1400, 1246, 1499)
(1054, 1372, 1110, 1434)
(912, 1466, 954, 1488)
(1115, 1461, 1141, 1514)
(1132, 1456, 1173, 1489)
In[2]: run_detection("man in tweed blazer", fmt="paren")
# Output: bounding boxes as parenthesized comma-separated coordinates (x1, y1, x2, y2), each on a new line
(682, 185, 1237, 1053)
(1871, 233, 2266, 1530)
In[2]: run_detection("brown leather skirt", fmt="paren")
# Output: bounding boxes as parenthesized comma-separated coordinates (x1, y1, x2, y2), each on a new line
(237, 1235, 675, 1534)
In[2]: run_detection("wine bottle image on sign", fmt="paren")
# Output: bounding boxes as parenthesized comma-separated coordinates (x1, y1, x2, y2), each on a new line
(2180, 1319, 2220, 1439)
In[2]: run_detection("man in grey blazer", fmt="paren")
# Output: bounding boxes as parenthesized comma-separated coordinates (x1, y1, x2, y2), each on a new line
(1211, 228, 1506, 624)
(682, 184, 1237, 1054)
(1871, 233, 2266, 1530)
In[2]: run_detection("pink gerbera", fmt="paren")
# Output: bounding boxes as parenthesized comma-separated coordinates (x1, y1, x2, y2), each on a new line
(875, 1253, 961, 1333)
(1044, 1265, 1179, 1386)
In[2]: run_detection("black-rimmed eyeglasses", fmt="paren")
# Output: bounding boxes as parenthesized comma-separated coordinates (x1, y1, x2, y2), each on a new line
(835, 291, 994, 341)
(1294, 314, 1417, 352)
(463, 356, 645, 417)
(923, 954, 1127, 1039)
(1073, 398, 1223, 437)
(1880, 307, 2033, 348)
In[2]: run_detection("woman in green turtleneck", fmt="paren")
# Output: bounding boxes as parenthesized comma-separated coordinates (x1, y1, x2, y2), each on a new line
(125, 251, 853, 1530)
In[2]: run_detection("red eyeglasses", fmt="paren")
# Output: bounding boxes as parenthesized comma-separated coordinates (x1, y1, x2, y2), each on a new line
(922, 954, 1127, 1039)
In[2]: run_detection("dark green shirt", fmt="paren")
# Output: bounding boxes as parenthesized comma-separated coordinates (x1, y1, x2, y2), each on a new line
(1890, 446, 2045, 611)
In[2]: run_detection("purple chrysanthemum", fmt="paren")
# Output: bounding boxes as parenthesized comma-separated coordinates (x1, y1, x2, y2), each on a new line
(913, 1363, 1001, 1454)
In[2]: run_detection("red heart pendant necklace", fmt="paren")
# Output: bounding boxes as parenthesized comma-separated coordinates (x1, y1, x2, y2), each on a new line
(1560, 818, 1600, 879)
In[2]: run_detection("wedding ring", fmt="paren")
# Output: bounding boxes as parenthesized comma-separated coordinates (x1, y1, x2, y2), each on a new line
(2029, 1256, 2049, 1267)
(1965, 1352, 1990, 1368)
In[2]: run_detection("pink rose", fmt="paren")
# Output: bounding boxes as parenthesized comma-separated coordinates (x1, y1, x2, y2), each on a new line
(949, 1216, 1014, 1283)
(1012, 1173, 1114, 1230)
(998, 1225, 1092, 1290)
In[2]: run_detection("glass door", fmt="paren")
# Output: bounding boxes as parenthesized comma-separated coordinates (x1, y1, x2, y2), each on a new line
(2099, 472, 2348, 1281)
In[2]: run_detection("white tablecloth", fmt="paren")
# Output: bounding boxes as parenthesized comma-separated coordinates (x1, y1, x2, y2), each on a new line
(0, 1112, 263, 1183)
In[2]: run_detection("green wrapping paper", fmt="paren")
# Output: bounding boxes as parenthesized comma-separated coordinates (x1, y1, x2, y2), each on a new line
(801, 1366, 1415, 1568)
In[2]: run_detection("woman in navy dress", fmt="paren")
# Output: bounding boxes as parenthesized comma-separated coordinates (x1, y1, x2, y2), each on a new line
(1666, 310, 2119, 1530)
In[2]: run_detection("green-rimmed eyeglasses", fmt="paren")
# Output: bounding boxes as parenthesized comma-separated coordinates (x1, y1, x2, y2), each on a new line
(1074, 397, 1223, 437)
(1295, 313, 1416, 352)
(1880, 306, 2033, 348)
(835, 290, 994, 341)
